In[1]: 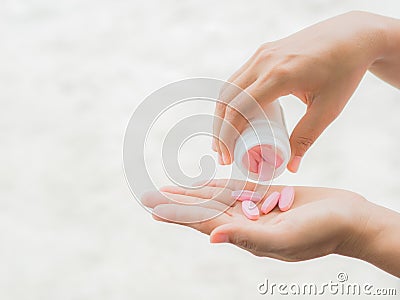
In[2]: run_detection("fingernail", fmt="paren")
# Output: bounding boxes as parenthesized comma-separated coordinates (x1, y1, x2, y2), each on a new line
(290, 156, 302, 173)
(210, 233, 229, 243)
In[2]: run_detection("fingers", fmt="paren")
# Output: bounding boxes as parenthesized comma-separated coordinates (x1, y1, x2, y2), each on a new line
(287, 98, 339, 173)
(213, 72, 257, 160)
(198, 179, 259, 192)
(160, 185, 236, 206)
(141, 190, 230, 212)
(141, 190, 188, 208)
(219, 46, 266, 95)
(217, 82, 261, 165)
(213, 46, 269, 154)
(216, 75, 288, 166)
(153, 204, 231, 235)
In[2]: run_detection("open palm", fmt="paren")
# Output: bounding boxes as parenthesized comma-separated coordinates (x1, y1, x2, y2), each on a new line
(141, 179, 369, 261)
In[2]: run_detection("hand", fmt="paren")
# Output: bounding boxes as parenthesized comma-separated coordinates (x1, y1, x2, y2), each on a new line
(141, 180, 371, 262)
(213, 11, 397, 172)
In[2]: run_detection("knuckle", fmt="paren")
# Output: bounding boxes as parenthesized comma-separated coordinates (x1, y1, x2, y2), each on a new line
(255, 44, 266, 55)
(257, 42, 272, 52)
(224, 106, 241, 122)
(260, 42, 271, 49)
(215, 102, 226, 115)
(218, 82, 231, 98)
(254, 42, 278, 63)
(254, 49, 272, 63)
(294, 136, 315, 153)
(270, 64, 290, 80)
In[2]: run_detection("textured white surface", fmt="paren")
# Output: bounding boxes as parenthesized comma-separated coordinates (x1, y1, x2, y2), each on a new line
(1, 0, 400, 299)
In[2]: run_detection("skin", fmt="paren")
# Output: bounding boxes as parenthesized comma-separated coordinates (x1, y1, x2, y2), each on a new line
(140, 11, 400, 278)
(212, 11, 400, 172)
(141, 180, 400, 277)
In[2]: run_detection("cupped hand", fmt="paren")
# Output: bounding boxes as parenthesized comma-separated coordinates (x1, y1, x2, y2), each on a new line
(213, 11, 389, 172)
(141, 180, 371, 262)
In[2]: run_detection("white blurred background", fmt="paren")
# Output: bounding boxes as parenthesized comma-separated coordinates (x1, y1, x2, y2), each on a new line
(1, 0, 400, 299)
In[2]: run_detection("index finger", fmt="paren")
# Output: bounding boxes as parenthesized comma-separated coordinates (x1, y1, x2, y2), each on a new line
(213, 74, 256, 157)
(201, 179, 258, 191)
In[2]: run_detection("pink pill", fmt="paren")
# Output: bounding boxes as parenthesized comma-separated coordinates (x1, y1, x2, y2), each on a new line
(278, 186, 295, 212)
(260, 191, 280, 214)
(241, 200, 260, 220)
(248, 146, 262, 161)
(242, 149, 262, 174)
(258, 161, 274, 181)
(232, 190, 262, 202)
(260, 145, 284, 168)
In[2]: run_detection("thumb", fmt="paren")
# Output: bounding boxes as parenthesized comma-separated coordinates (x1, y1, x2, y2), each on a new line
(288, 104, 337, 173)
(210, 223, 264, 254)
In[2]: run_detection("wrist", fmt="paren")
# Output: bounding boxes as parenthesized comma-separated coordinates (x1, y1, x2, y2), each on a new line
(347, 200, 382, 260)
(347, 11, 392, 65)
(333, 195, 373, 259)
(339, 198, 400, 277)
(368, 12, 400, 87)
(359, 204, 400, 275)
(367, 12, 400, 65)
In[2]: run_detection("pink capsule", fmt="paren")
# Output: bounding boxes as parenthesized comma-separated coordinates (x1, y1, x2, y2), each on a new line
(260, 191, 280, 214)
(279, 186, 295, 212)
(258, 160, 274, 181)
(241, 200, 260, 220)
(242, 149, 262, 174)
(232, 190, 262, 202)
